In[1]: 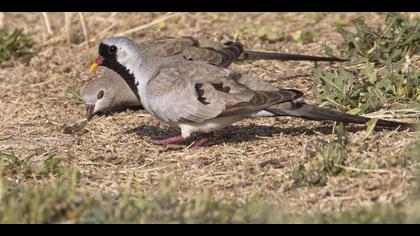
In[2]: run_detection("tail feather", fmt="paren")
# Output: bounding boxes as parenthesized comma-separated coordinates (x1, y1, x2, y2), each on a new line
(265, 103, 416, 130)
(243, 50, 349, 62)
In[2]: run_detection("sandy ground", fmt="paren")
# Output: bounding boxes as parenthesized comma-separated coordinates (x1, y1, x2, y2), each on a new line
(0, 13, 418, 214)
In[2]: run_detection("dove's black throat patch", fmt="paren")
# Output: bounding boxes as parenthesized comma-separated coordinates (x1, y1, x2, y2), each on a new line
(105, 61, 140, 101)
(99, 43, 140, 101)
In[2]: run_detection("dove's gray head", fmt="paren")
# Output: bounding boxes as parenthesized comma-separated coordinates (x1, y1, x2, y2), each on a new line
(82, 68, 142, 120)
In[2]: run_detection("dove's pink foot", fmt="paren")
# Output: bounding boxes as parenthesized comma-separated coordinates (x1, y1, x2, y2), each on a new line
(149, 135, 185, 145)
(189, 132, 214, 149)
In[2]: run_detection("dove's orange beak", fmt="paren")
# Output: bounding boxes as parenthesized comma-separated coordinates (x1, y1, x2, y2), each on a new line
(89, 56, 104, 73)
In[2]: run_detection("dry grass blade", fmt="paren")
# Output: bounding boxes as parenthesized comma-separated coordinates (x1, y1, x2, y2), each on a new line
(77, 23, 116, 48)
(41, 13, 53, 36)
(78, 12, 90, 49)
(354, 118, 378, 144)
(0, 101, 23, 137)
(34, 35, 64, 48)
(335, 164, 392, 174)
(64, 12, 73, 44)
(115, 13, 180, 37)
(363, 109, 420, 120)
(0, 13, 4, 29)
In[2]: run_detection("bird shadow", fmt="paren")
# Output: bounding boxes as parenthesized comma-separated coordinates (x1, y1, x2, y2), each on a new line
(264, 74, 313, 83)
(124, 120, 405, 146)
(94, 105, 144, 118)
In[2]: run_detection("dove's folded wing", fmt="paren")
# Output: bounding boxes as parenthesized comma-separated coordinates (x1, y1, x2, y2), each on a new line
(140, 36, 243, 68)
(145, 61, 302, 123)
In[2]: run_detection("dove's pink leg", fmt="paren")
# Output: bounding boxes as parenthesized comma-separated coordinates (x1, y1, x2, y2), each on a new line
(149, 135, 185, 145)
(189, 132, 214, 149)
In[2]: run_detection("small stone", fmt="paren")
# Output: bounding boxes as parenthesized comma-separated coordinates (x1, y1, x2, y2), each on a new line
(63, 120, 87, 135)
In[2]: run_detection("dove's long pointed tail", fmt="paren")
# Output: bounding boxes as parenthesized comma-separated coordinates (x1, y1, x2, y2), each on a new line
(242, 50, 349, 62)
(265, 102, 416, 129)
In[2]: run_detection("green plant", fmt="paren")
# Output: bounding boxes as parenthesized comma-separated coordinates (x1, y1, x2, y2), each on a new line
(38, 156, 64, 177)
(0, 28, 33, 63)
(334, 19, 351, 27)
(234, 20, 285, 43)
(338, 14, 419, 63)
(0, 152, 65, 180)
(292, 30, 315, 44)
(292, 124, 348, 187)
(0, 169, 83, 224)
(0, 153, 33, 178)
(68, 87, 84, 104)
(317, 13, 420, 114)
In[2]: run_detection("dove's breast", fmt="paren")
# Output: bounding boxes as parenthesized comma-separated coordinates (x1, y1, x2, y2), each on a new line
(178, 115, 246, 138)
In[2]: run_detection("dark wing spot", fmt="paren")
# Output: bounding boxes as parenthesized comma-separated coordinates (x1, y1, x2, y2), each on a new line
(228, 71, 242, 81)
(195, 83, 210, 105)
(211, 82, 231, 93)
(182, 36, 200, 46)
(182, 55, 194, 61)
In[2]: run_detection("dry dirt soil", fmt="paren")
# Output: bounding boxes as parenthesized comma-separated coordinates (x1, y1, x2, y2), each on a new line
(0, 13, 418, 214)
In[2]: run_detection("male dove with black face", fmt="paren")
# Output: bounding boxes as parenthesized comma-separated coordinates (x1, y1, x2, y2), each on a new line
(89, 36, 347, 72)
(89, 36, 415, 148)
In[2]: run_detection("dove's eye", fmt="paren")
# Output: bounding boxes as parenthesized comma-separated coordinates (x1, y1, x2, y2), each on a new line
(97, 90, 104, 100)
(108, 45, 117, 55)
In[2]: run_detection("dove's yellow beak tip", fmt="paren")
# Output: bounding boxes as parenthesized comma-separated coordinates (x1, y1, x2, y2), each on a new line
(89, 56, 104, 73)
(89, 62, 99, 73)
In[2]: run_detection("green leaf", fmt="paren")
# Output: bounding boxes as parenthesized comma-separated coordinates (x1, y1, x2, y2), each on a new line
(68, 87, 83, 104)
(316, 13, 420, 115)
(292, 30, 314, 44)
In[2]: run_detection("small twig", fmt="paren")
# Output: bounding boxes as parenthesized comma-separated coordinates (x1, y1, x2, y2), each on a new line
(335, 164, 392, 174)
(64, 12, 73, 44)
(29, 76, 58, 88)
(258, 148, 277, 155)
(78, 12, 180, 47)
(77, 22, 116, 47)
(41, 12, 53, 36)
(366, 41, 378, 55)
(115, 12, 180, 37)
(117, 166, 166, 174)
(78, 12, 90, 48)
(34, 35, 64, 48)
(0, 12, 5, 29)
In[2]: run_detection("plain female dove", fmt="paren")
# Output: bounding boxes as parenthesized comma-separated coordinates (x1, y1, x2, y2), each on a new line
(88, 36, 415, 148)
(82, 67, 142, 119)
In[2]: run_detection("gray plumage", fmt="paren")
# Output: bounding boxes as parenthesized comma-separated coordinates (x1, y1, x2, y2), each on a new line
(88, 36, 415, 147)
(134, 36, 348, 68)
(82, 67, 141, 119)
(84, 36, 346, 119)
